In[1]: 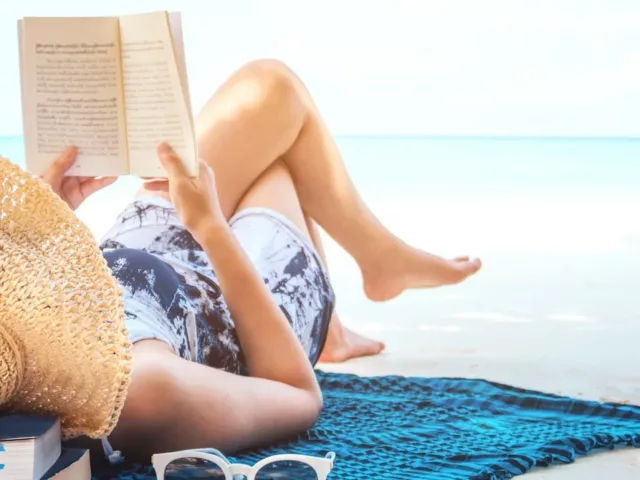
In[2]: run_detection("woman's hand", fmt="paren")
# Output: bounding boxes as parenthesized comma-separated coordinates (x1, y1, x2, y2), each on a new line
(147, 142, 226, 240)
(42, 147, 117, 210)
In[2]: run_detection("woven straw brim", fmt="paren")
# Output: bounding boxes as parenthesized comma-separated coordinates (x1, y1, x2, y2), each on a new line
(0, 157, 132, 439)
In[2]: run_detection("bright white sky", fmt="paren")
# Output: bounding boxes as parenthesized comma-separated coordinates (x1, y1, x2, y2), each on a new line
(1, 0, 638, 137)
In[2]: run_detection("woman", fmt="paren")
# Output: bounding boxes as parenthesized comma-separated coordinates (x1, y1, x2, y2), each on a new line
(43, 59, 481, 458)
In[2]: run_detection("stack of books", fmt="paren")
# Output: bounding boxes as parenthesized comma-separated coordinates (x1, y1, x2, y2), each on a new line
(0, 415, 90, 479)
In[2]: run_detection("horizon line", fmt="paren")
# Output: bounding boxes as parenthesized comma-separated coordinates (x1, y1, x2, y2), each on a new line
(336, 134, 640, 141)
(0, 134, 638, 141)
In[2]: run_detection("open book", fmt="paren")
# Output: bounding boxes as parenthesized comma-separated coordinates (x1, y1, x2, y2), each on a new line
(18, 11, 196, 178)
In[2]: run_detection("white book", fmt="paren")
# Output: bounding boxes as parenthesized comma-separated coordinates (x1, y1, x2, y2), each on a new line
(0, 415, 61, 480)
(18, 11, 196, 178)
(41, 448, 91, 480)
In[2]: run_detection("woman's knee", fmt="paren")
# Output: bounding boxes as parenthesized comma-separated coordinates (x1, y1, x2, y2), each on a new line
(233, 59, 307, 119)
(242, 58, 300, 87)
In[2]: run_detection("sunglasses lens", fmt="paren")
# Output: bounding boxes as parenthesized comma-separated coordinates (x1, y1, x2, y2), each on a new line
(164, 457, 226, 479)
(256, 460, 318, 479)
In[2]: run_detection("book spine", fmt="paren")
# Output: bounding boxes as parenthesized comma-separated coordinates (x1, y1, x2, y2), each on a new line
(115, 19, 131, 172)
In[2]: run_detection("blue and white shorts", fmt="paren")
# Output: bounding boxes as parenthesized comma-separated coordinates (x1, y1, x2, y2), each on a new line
(99, 195, 335, 373)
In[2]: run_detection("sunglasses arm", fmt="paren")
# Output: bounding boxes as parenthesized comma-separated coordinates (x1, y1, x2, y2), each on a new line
(325, 452, 336, 468)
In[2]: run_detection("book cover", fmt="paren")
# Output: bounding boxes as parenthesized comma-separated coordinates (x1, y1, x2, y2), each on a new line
(0, 415, 58, 441)
(0, 415, 61, 479)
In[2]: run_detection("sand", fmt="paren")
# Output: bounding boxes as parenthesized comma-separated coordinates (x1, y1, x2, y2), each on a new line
(313, 189, 640, 479)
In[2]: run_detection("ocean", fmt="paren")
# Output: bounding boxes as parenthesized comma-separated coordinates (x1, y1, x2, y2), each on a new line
(2, 135, 640, 364)
(3, 135, 640, 193)
(2, 134, 638, 248)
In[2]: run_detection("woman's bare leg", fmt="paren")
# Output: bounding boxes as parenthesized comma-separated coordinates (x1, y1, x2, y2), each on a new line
(304, 217, 386, 362)
(228, 158, 383, 363)
(142, 59, 481, 302)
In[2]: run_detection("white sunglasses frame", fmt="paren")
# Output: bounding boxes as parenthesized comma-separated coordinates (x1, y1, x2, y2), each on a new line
(152, 449, 336, 480)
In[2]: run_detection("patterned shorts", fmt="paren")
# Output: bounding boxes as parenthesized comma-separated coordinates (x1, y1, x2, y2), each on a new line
(99, 195, 335, 374)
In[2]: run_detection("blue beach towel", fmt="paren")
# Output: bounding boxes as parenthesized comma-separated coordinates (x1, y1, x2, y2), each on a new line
(90, 371, 640, 479)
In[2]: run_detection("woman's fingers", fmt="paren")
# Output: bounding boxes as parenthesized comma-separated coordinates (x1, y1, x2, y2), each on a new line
(157, 142, 188, 179)
(42, 146, 77, 189)
(78, 176, 117, 197)
(143, 179, 170, 192)
(198, 159, 215, 184)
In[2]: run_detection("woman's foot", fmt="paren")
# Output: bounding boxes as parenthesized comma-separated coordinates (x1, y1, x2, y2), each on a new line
(319, 314, 385, 363)
(361, 243, 482, 302)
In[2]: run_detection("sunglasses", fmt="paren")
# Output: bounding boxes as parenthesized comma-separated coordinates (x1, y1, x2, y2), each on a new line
(152, 448, 336, 479)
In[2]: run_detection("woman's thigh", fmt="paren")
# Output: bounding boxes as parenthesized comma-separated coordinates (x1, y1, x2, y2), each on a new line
(230, 160, 335, 364)
(233, 158, 310, 238)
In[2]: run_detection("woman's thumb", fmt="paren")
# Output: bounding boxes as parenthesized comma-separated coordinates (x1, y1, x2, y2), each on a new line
(198, 160, 215, 184)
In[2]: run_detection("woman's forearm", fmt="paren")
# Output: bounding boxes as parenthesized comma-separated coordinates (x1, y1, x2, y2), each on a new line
(196, 223, 320, 397)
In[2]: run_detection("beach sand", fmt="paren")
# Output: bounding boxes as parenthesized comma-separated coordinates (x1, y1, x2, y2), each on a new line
(315, 189, 640, 478)
(79, 178, 640, 479)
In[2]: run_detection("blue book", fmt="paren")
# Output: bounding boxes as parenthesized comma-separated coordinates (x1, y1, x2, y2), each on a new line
(0, 414, 61, 480)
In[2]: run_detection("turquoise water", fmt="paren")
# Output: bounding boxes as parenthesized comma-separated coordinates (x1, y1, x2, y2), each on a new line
(2, 136, 639, 193)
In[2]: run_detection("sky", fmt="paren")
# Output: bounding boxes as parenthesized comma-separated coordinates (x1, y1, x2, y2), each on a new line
(1, 0, 638, 137)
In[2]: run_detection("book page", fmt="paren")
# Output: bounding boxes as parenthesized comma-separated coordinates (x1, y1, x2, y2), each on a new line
(119, 11, 197, 178)
(19, 17, 129, 176)
(168, 12, 195, 129)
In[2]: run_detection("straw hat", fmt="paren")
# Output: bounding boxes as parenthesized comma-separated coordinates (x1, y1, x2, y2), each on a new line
(0, 156, 132, 439)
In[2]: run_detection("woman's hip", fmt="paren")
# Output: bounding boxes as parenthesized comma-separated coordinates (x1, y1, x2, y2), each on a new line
(102, 196, 335, 368)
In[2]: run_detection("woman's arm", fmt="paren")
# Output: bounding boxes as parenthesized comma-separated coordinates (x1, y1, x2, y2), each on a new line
(151, 144, 323, 440)
(197, 223, 321, 400)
